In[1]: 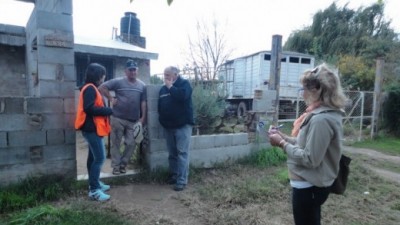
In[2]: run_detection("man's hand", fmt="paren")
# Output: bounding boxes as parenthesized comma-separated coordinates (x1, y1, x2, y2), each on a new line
(164, 78, 173, 89)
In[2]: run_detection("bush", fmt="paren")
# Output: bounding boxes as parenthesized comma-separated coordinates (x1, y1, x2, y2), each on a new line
(192, 84, 226, 134)
(382, 84, 400, 136)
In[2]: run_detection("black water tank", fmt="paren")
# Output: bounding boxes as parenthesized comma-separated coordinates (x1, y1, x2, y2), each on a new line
(120, 12, 141, 36)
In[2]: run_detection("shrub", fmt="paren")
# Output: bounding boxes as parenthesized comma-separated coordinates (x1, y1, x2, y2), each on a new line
(382, 84, 400, 136)
(192, 84, 226, 134)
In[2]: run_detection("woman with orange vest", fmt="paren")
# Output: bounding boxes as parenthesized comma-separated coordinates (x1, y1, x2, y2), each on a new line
(75, 63, 113, 201)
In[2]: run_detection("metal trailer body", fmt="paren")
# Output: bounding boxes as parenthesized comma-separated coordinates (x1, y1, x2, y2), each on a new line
(219, 51, 315, 117)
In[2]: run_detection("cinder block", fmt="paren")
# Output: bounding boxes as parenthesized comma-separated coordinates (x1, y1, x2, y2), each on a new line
(36, 11, 73, 32)
(42, 144, 75, 161)
(0, 114, 30, 131)
(147, 98, 158, 113)
(144, 151, 168, 171)
(147, 112, 160, 128)
(8, 130, 46, 147)
(0, 147, 30, 165)
(0, 159, 76, 187)
(26, 97, 63, 113)
(0, 132, 7, 148)
(37, 45, 74, 64)
(64, 129, 75, 144)
(64, 113, 75, 129)
(60, 81, 76, 98)
(146, 85, 162, 100)
(148, 139, 167, 153)
(47, 129, 65, 145)
(3, 98, 25, 114)
(214, 134, 233, 147)
(41, 113, 66, 129)
(38, 80, 61, 97)
(232, 133, 249, 145)
(63, 97, 75, 113)
(192, 135, 215, 149)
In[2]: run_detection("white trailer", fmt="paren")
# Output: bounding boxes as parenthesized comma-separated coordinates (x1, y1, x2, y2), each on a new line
(218, 50, 315, 118)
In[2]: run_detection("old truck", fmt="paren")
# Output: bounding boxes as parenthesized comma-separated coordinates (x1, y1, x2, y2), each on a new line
(218, 50, 315, 118)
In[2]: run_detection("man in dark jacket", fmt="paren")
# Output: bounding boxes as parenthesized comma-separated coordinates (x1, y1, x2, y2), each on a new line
(158, 66, 194, 191)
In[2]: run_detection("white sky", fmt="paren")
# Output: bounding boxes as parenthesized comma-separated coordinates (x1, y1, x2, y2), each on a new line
(0, 0, 399, 74)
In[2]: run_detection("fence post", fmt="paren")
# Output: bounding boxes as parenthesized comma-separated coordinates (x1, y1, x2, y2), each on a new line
(371, 58, 384, 139)
(269, 35, 282, 125)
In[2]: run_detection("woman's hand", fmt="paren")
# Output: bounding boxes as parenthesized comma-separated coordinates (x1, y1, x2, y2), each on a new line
(269, 133, 287, 150)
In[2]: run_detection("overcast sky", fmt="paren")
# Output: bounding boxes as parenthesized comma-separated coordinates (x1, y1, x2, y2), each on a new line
(0, 0, 399, 74)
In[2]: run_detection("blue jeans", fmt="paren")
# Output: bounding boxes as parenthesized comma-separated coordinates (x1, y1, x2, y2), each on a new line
(292, 186, 330, 225)
(82, 131, 106, 191)
(165, 124, 192, 186)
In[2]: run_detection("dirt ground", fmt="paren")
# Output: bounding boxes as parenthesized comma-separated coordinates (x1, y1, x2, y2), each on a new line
(75, 135, 400, 225)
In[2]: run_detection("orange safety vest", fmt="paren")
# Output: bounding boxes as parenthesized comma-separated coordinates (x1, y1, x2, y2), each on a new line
(74, 83, 111, 136)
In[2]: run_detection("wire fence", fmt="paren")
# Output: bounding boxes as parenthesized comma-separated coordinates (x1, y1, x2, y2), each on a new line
(278, 91, 375, 142)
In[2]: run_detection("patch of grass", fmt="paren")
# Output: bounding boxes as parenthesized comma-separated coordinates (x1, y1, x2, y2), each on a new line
(0, 175, 77, 214)
(3, 203, 136, 225)
(238, 147, 287, 167)
(351, 135, 400, 156)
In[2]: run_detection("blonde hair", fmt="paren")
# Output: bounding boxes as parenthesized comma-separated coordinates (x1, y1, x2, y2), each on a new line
(300, 63, 347, 109)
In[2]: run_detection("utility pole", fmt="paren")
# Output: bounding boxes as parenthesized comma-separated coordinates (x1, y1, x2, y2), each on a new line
(269, 35, 282, 125)
(371, 58, 384, 138)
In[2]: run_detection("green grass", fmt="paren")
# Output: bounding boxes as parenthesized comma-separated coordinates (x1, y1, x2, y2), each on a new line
(351, 136, 400, 156)
(238, 147, 287, 167)
(2, 204, 136, 225)
(0, 175, 79, 214)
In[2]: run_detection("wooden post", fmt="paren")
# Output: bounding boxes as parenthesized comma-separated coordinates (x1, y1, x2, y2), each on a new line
(269, 35, 282, 125)
(371, 58, 384, 139)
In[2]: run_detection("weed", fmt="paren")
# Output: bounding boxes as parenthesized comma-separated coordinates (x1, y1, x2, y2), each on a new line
(239, 147, 287, 167)
(0, 175, 76, 213)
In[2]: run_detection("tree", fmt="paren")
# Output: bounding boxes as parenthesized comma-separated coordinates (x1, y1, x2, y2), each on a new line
(186, 18, 232, 81)
(284, 1, 399, 90)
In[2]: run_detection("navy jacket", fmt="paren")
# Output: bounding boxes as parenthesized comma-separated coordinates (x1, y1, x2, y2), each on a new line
(158, 76, 194, 129)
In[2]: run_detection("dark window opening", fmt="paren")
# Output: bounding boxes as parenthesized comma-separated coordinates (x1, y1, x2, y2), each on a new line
(301, 58, 311, 64)
(264, 54, 271, 61)
(289, 57, 299, 63)
(281, 57, 287, 62)
(75, 54, 114, 87)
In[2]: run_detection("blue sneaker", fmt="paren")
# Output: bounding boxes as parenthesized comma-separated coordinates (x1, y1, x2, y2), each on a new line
(88, 189, 110, 201)
(99, 181, 110, 192)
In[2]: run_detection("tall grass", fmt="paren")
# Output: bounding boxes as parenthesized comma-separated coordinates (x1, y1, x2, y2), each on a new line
(0, 175, 77, 213)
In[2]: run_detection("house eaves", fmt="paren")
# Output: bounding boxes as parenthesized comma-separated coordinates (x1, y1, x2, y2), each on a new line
(0, 24, 26, 46)
(74, 36, 158, 60)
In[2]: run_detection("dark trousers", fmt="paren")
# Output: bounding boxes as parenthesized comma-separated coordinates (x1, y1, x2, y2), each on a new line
(292, 186, 330, 225)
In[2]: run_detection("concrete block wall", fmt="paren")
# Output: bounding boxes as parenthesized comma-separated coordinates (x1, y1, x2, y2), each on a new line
(0, 0, 76, 187)
(0, 97, 76, 186)
(145, 85, 252, 170)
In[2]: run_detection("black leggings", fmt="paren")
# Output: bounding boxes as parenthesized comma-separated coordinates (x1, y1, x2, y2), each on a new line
(292, 186, 330, 225)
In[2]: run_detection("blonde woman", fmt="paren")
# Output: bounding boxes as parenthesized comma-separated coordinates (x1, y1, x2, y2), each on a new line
(269, 64, 347, 225)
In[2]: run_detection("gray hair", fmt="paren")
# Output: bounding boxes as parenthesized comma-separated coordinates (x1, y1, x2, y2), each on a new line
(300, 63, 348, 109)
(164, 66, 180, 75)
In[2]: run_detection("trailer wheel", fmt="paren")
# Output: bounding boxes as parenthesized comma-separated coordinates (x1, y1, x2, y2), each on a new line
(237, 102, 247, 118)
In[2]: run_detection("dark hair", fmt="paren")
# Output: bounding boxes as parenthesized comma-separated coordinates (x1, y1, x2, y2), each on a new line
(84, 63, 106, 86)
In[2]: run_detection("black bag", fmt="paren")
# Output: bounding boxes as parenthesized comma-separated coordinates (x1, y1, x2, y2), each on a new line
(330, 154, 352, 195)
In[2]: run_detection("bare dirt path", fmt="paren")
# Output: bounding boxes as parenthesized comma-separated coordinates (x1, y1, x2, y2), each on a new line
(343, 146, 400, 184)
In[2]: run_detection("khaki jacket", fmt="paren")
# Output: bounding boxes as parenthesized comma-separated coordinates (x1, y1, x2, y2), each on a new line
(284, 106, 344, 187)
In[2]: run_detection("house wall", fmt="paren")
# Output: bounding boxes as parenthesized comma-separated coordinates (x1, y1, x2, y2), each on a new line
(0, 0, 76, 187)
(0, 45, 28, 97)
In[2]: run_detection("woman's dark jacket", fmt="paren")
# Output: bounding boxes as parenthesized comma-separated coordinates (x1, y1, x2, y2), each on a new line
(80, 84, 113, 133)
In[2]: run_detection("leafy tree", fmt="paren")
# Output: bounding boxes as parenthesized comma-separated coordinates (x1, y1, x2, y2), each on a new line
(284, 1, 399, 90)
